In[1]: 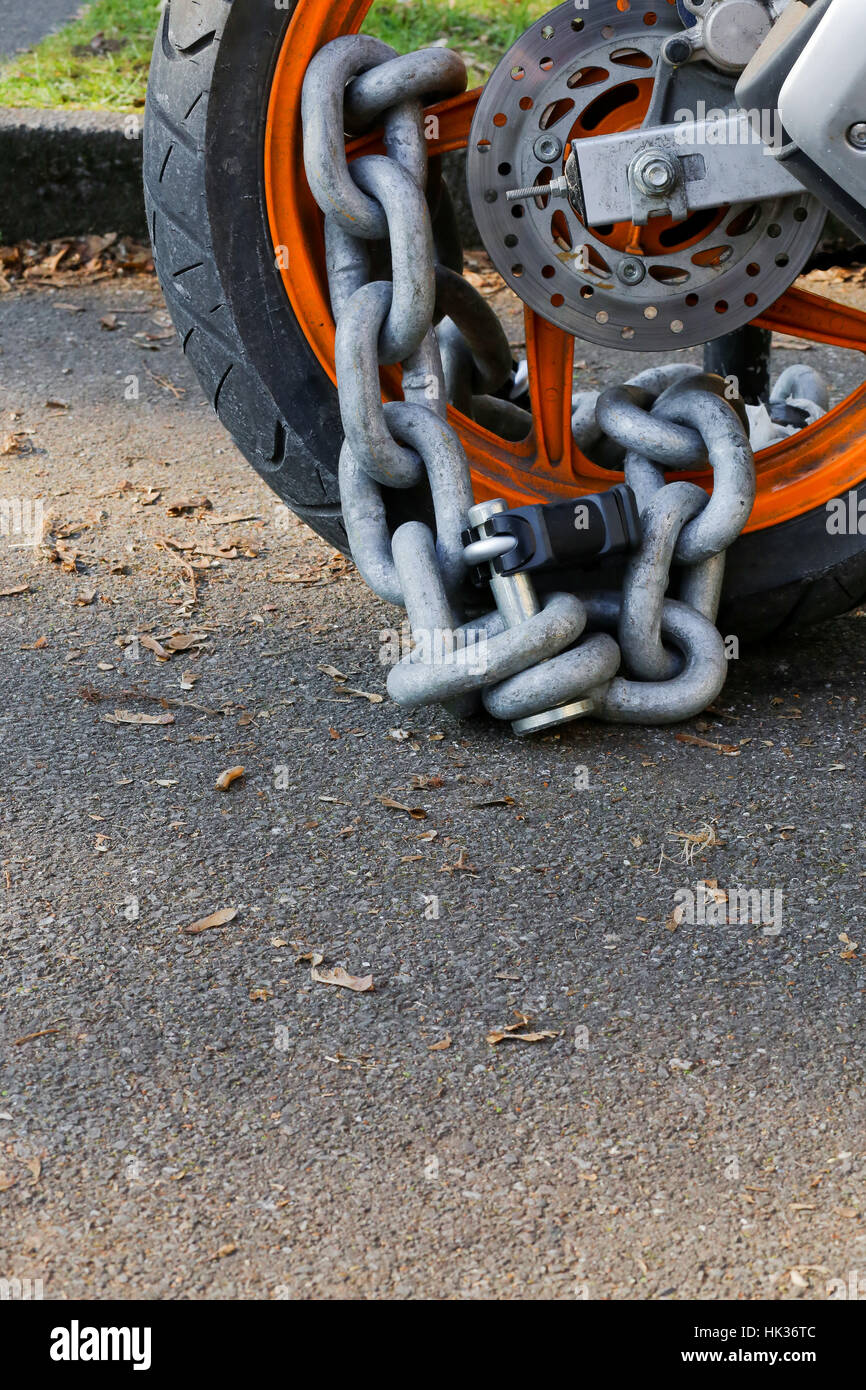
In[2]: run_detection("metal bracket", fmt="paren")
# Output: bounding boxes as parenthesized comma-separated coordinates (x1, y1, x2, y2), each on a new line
(573, 112, 804, 227)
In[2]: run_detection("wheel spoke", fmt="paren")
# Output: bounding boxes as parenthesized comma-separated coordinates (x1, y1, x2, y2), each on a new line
(754, 287, 866, 353)
(347, 87, 479, 161)
(524, 308, 575, 471)
(424, 88, 479, 155)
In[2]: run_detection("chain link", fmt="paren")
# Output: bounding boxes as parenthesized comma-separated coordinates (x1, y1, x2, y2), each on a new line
(301, 36, 758, 733)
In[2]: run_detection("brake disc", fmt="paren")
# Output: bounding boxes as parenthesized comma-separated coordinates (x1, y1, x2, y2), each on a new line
(466, 0, 826, 351)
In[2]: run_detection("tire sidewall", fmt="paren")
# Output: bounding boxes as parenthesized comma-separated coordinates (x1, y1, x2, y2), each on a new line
(205, 0, 341, 500)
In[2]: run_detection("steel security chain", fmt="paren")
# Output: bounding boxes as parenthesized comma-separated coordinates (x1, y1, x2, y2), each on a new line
(301, 36, 757, 734)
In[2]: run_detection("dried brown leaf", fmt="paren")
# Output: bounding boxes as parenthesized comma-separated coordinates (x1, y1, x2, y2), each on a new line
(486, 1029, 559, 1045)
(215, 765, 245, 791)
(377, 795, 427, 819)
(311, 963, 374, 992)
(183, 906, 238, 935)
(166, 495, 212, 516)
(104, 709, 175, 726)
(139, 634, 173, 659)
(675, 733, 740, 755)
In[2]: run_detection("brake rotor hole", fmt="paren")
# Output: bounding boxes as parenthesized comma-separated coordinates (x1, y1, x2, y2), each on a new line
(587, 245, 612, 274)
(657, 207, 724, 248)
(794, 206, 808, 222)
(571, 18, 585, 32)
(580, 285, 594, 299)
(532, 166, 554, 208)
(649, 264, 689, 285)
(542, 264, 556, 279)
(644, 305, 658, 319)
(767, 223, 781, 238)
(692, 244, 733, 268)
(744, 292, 758, 307)
(596, 310, 609, 323)
(775, 253, 790, 268)
(540, 57, 554, 71)
(551, 293, 565, 307)
(746, 262, 760, 276)
(541, 97, 575, 128)
(726, 205, 760, 237)
(670, 319, 684, 333)
(519, 96, 533, 111)
(578, 81, 640, 131)
(551, 209, 572, 250)
(715, 300, 729, 314)
(510, 67, 524, 81)
(567, 67, 609, 90)
(685, 293, 699, 307)
(512, 264, 524, 277)
(644, 11, 658, 23)
(493, 113, 507, 127)
(541, 25, 555, 40)
(610, 48, 653, 68)
(498, 162, 511, 176)
(511, 205, 524, 218)
(504, 233, 518, 248)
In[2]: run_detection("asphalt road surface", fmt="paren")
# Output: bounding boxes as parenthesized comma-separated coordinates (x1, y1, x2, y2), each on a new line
(0, 1, 85, 57)
(0, 271, 864, 1300)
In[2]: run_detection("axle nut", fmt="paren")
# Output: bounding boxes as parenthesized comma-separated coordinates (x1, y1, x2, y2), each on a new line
(632, 150, 679, 198)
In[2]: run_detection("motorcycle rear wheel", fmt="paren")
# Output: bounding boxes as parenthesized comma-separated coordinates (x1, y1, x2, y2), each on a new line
(144, 0, 866, 639)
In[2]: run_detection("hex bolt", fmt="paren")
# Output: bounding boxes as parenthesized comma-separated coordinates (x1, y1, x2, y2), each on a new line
(631, 150, 679, 198)
(617, 257, 646, 286)
(506, 174, 568, 203)
(846, 122, 866, 151)
(533, 134, 563, 164)
(466, 499, 594, 734)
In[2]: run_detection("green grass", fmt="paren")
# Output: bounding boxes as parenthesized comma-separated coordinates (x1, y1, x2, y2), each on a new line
(363, 1, 549, 87)
(0, 0, 549, 111)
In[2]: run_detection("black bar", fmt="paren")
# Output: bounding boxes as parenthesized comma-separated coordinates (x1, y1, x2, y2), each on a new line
(704, 325, 773, 404)
(6, 1297, 858, 1375)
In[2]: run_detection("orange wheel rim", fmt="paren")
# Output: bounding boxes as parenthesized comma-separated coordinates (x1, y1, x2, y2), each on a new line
(265, 0, 866, 532)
